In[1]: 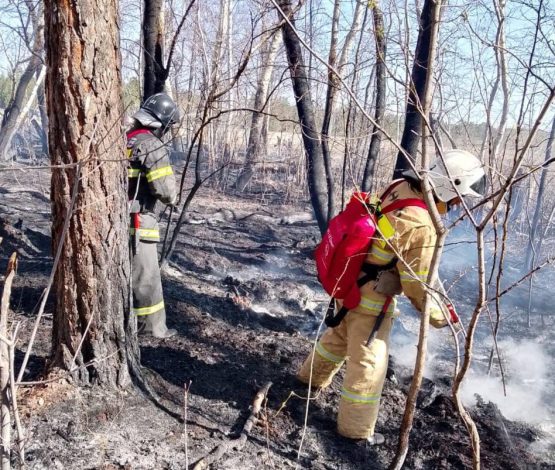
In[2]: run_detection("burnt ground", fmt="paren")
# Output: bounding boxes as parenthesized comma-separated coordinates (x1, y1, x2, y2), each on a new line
(1, 165, 554, 469)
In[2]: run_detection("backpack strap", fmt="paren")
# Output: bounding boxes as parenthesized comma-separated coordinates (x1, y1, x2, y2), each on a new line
(325, 259, 397, 328)
(325, 301, 348, 328)
(127, 128, 152, 140)
(381, 198, 428, 214)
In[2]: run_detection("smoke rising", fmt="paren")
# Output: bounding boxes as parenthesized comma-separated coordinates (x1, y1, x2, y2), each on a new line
(460, 339, 553, 425)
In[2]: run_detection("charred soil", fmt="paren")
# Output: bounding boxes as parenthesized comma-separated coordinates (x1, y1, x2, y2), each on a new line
(0, 168, 553, 469)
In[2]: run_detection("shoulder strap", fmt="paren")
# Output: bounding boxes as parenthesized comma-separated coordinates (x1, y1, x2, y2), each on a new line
(381, 198, 427, 214)
(127, 130, 154, 165)
(127, 128, 152, 141)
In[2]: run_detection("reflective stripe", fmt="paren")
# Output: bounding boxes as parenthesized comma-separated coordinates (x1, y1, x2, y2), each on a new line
(370, 244, 395, 262)
(315, 342, 345, 364)
(129, 227, 160, 239)
(146, 166, 173, 182)
(128, 168, 142, 178)
(341, 387, 381, 404)
(399, 270, 428, 283)
(133, 300, 164, 316)
(359, 297, 395, 315)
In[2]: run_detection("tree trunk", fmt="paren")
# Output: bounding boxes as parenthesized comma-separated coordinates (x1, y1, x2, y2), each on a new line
(36, 78, 49, 157)
(390, 2, 445, 468)
(393, 0, 440, 179)
(321, 0, 364, 216)
(278, 0, 327, 233)
(235, 31, 280, 191)
(320, 0, 340, 220)
(142, 0, 166, 99)
(526, 116, 555, 269)
(0, 4, 44, 160)
(0, 66, 45, 161)
(45, 0, 136, 387)
(362, 1, 386, 191)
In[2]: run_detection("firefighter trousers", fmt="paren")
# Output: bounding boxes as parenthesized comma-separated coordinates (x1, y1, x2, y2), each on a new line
(297, 310, 394, 439)
(131, 239, 171, 337)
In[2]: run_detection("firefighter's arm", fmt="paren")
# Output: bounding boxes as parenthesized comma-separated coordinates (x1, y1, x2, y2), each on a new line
(142, 138, 177, 205)
(393, 225, 448, 328)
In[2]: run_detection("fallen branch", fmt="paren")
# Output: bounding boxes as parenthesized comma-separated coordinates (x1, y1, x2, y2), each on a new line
(183, 381, 192, 470)
(1, 253, 17, 469)
(192, 381, 273, 470)
(8, 323, 24, 465)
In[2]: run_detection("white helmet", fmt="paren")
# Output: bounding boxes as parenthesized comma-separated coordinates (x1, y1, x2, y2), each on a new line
(428, 149, 486, 202)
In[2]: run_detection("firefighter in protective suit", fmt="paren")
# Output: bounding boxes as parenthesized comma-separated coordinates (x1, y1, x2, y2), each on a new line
(127, 93, 179, 338)
(298, 150, 486, 444)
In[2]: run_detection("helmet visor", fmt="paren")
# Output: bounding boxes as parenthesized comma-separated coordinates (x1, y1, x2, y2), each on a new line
(470, 174, 487, 196)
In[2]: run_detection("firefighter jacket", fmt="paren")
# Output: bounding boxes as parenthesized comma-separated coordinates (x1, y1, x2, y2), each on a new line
(297, 179, 451, 440)
(127, 129, 177, 242)
(349, 179, 448, 328)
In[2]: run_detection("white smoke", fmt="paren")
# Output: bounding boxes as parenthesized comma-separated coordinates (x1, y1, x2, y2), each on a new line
(390, 310, 448, 380)
(392, 316, 554, 430)
(460, 339, 553, 426)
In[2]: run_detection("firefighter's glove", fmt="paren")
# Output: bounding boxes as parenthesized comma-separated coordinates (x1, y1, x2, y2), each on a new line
(446, 303, 459, 324)
(445, 303, 464, 335)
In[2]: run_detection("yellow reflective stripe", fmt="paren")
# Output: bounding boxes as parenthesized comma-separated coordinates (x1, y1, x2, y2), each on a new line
(359, 297, 395, 314)
(370, 244, 395, 262)
(377, 215, 395, 240)
(129, 228, 160, 239)
(133, 300, 164, 316)
(341, 387, 381, 404)
(146, 166, 173, 182)
(126, 148, 133, 159)
(315, 342, 345, 364)
(399, 270, 428, 283)
(128, 168, 142, 178)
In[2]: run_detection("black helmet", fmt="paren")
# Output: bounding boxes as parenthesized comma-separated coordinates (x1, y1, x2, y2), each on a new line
(133, 93, 180, 129)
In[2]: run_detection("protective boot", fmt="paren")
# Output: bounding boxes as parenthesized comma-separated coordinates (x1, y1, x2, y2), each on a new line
(138, 310, 176, 338)
(149, 309, 177, 338)
(366, 433, 385, 446)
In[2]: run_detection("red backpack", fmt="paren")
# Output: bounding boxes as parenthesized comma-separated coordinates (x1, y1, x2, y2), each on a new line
(315, 181, 427, 326)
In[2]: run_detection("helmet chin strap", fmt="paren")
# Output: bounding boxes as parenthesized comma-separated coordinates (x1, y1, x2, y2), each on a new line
(152, 125, 170, 139)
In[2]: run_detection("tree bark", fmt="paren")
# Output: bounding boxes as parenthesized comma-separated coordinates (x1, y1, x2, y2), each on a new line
(45, 0, 136, 387)
(235, 31, 281, 191)
(142, 0, 166, 99)
(362, 0, 386, 191)
(277, 0, 328, 233)
(393, 0, 440, 179)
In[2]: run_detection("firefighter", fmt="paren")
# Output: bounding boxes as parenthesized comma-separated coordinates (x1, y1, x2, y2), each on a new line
(298, 150, 486, 444)
(127, 93, 179, 338)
